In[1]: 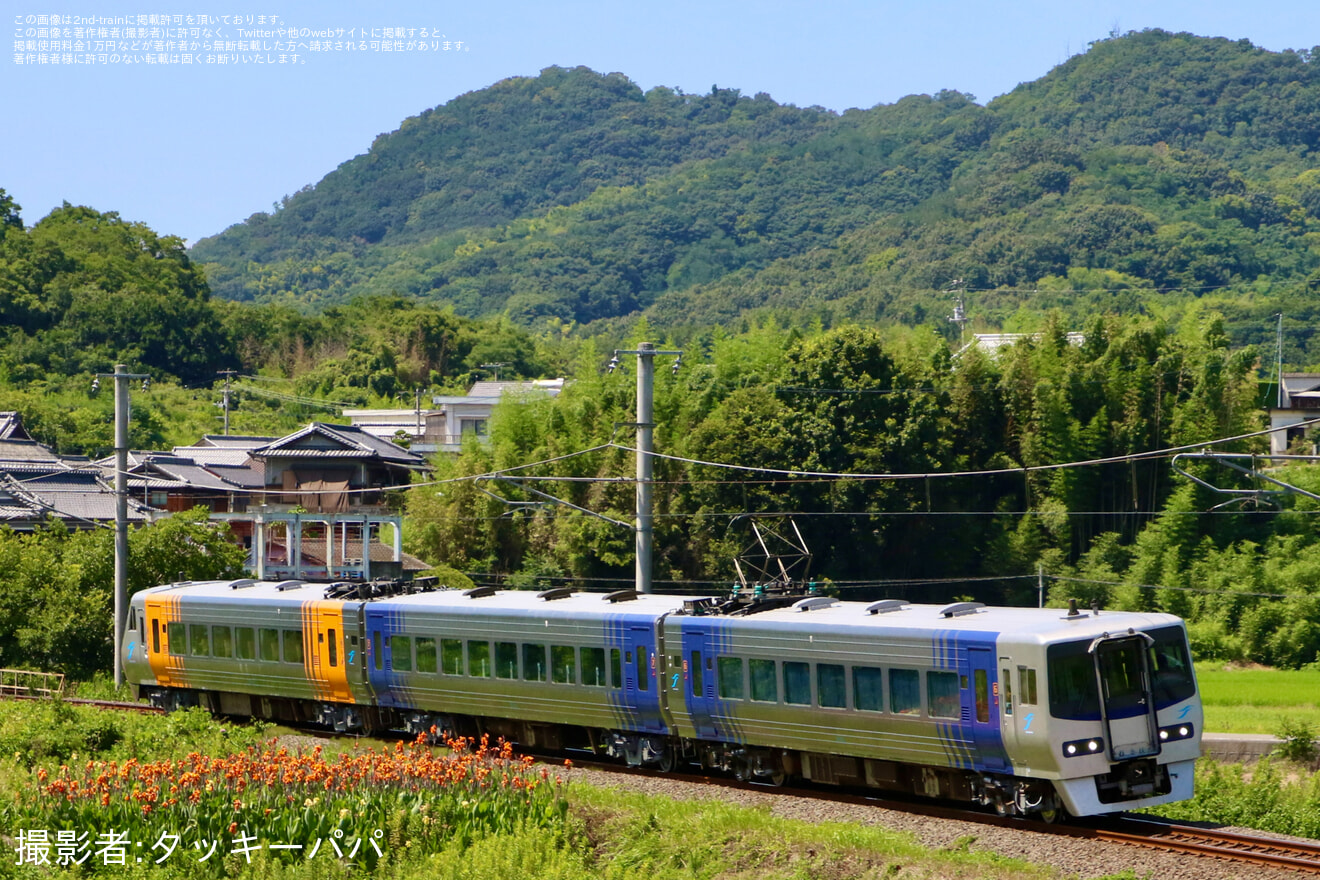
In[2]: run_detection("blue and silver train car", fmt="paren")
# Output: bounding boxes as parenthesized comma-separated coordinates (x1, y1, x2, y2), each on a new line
(659, 596, 1199, 818)
(123, 581, 1201, 819)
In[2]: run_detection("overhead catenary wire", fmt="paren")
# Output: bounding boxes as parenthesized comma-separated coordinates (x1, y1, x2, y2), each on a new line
(608, 417, 1319, 482)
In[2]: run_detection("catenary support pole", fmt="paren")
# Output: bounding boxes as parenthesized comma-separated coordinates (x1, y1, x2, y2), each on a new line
(113, 364, 129, 687)
(635, 343, 654, 594)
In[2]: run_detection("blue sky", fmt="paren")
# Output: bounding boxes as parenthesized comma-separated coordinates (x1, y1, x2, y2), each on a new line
(6, 1, 1320, 244)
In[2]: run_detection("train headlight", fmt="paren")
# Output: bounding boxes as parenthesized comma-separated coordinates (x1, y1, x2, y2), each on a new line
(1157, 723, 1195, 743)
(1063, 737, 1104, 757)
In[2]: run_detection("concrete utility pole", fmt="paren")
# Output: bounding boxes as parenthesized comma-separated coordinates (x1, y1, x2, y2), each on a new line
(218, 370, 237, 435)
(102, 364, 150, 687)
(609, 343, 682, 593)
(114, 365, 129, 687)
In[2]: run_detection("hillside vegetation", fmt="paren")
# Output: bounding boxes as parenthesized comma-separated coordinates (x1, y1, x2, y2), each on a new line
(5, 30, 1320, 676)
(192, 31, 1320, 359)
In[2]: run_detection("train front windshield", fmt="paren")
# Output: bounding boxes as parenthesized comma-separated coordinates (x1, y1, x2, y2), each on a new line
(1047, 625, 1196, 720)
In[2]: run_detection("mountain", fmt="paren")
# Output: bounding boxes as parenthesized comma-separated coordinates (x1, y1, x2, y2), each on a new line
(190, 31, 1320, 357)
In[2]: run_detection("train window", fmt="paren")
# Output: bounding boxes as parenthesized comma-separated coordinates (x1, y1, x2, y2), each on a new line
(189, 624, 209, 657)
(416, 638, 436, 674)
(523, 643, 546, 681)
(889, 669, 921, 715)
(441, 639, 462, 675)
(582, 647, 606, 686)
(609, 648, 622, 689)
(928, 671, 959, 719)
(817, 664, 846, 708)
(495, 642, 518, 679)
(749, 659, 777, 702)
(235, 627, 255, 660)
(1047, 643, 1101, 720)
(717, 657, 745, 699)
(390, 636, 412, 672)
(853, 666, 883, 712)
(128, 608, 137, 631)
(260, 629, 280, 663)
(636, 646, 649, 691)
(1148, 625, 1196, 707)
(551, 645, 575, 684)
(468, 641, 491, 677)
(213, 626, 233, 659)
(1001, 667, 1013, 715)
(1019, 667, 1037, 705)
(974, 670, 990, 723)
(167, 622, 186, 656)
(783, 662, 810, 705)
(373, 632, 382, 671)
(151, 619, 159, 654)
(690, 651, 703, 697)
(327, 629, 338, 668)
(283, 630, 304, 665)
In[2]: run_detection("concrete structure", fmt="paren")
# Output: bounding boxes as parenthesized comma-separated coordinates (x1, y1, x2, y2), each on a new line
(954, 332, 1086, 359)
(429, 379, 565, 452)
(1268, 373, 1320, 455)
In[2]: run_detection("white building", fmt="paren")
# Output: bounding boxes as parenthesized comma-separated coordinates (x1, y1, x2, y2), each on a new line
(1268, 373, 1320, 455)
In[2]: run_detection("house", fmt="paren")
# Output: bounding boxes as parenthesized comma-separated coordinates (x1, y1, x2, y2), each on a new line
(1268, 373, 1320, 455)
(212, 423, 427, 582)
(104, 423, 428, 582)
(0, 412, 149, 530)
(250, 422, 425, 513)
(340, 408, 446, 453)
(429, 379, 565, 452)
(954, 332, 1086, 359)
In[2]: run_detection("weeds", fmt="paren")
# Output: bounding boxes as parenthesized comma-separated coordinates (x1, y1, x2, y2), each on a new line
(1274, 717, 1319, 764)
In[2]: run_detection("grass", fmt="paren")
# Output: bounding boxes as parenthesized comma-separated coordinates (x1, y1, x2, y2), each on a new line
(1196, 663, 1320, 734)
(0, 699, 1137, 880)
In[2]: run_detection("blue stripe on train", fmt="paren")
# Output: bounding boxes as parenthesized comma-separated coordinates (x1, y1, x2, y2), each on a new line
(605, 613, 668, 735)
(932, 629, 1010, 772)
(364, 604, 409, 707)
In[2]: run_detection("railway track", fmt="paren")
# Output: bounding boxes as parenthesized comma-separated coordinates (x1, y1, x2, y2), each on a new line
(1084, 816, 1320, 875)
(9, 694, 1319, 874)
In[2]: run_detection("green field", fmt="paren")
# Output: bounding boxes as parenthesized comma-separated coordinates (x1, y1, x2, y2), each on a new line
(1196, 663, 1320, 735)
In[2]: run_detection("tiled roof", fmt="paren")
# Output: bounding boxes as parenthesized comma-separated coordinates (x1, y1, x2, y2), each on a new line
(0, 472, 148, 525)
(195, 435, 277, 449)
(0, 412, 33, 441)
(254, 423, 423, 468)
(0, 438, 66, 465)
(172, 447, 256, 467)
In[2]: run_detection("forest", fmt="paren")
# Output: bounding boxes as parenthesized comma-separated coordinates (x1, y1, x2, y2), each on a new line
(3, 28, 1320, 675)
(191, 31, 1320, 361)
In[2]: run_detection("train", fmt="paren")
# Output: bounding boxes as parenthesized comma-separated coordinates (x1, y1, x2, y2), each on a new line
(122, 577, 1202, 820)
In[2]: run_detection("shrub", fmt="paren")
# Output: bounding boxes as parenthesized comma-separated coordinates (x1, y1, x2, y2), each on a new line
(1274, 717, 1319, 764)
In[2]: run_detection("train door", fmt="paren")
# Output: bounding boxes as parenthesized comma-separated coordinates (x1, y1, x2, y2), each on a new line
(1092, 634, 1159, 760)
(682, 628, 718, 739)
(303, 601, 353, 704)
(624, 624, 666, 734)
(967, 647, 1008, 770)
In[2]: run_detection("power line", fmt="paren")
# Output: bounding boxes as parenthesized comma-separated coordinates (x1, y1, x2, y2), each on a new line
(611, 418, 1315, 482)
